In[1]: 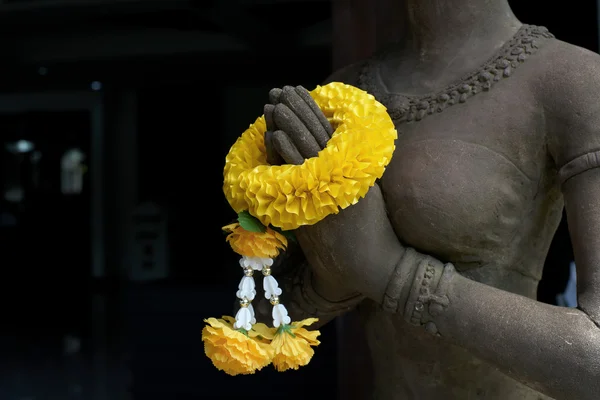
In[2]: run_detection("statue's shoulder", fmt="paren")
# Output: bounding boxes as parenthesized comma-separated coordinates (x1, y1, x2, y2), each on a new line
(535, 39, 600, 98)
(534, 39, 600, 158)
(322, 61, 368, 86)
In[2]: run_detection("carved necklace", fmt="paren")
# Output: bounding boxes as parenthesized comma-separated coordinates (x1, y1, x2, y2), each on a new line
(357, 24, 555, 123)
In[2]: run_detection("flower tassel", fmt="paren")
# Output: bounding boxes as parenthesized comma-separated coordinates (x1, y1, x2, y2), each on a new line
(261, 264, 321, 372)
(202, 213, 320, 376)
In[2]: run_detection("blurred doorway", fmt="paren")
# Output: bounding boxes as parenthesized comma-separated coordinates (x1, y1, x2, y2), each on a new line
(0, 93, 108, 399)
(1, 110, 91, 334)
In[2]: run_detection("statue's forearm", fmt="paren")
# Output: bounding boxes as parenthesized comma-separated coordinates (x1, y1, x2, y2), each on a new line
(270, 204, 600, 399)
(389, 258, 600, 400)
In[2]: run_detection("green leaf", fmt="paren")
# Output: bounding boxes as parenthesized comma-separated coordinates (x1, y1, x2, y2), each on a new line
(277, 323, 296, 337)
(271, 226, 297, 244)
(237, 211, 266, 233)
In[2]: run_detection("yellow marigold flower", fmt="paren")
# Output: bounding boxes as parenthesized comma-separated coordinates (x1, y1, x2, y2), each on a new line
(222, 222, 287, 258)
(270, 318, 321, 372)
(222, 82, 397, 231)
(202, 316, 274, 376)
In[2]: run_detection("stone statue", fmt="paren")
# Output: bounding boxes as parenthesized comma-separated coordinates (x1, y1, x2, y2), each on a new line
(258, 0, 600, 398)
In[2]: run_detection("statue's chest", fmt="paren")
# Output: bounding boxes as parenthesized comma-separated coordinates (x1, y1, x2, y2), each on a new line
(379, 99, 547, 265)
(355, 24, 556, 266)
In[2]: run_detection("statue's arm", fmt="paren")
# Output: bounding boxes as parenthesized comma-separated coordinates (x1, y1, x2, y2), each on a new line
(384, 255, 600, 400)
(379, 44, 600, 400)
(273, 154, 600, 399)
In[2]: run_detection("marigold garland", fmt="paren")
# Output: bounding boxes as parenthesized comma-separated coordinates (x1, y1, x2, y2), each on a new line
(203, 82, 397, 376)
(223, 82, 397, 231)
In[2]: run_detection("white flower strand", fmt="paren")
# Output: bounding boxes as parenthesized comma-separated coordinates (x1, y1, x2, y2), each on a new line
(234, 263, 259, 331)
(263, 275, 282, 300)
(234, 305, 254, 331)
(262, 265, 291, 328)
(236, 275, 256, 301)
(272, 304, 291, 328)
(233, 256, 293, 330)
(239, 255, 273, 271)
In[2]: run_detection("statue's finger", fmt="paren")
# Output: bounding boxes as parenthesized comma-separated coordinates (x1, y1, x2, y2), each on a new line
(280, 86, 329, 149)
(269, 88, 282, 105)
(264, 104, 277, 132)
(273, 104, 321, 159)
(272, 130, 304, 165)
(295, 85, 334, 136)
(264, 130, 284, 165)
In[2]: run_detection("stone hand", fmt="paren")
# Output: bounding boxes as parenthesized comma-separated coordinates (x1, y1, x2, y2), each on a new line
(262, 85, 405, 303)
(263, 85, 334, 166)
(294, 183, 406, 304)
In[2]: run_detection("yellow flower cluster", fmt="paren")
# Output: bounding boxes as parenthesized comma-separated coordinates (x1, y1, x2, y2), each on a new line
(203, 317, 273, 375)
(223, 82, 397, 231)
(270, 319, 321, 372)
(222, 222, 287, 258)
(203, 316, 320, 376)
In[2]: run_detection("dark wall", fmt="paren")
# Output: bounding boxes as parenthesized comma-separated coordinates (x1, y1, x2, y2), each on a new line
(511, 0, 598, 51)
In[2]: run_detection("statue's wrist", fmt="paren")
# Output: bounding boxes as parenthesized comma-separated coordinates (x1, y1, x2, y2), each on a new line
(381, 249, 457, 335)
(403, 259, 455, 334)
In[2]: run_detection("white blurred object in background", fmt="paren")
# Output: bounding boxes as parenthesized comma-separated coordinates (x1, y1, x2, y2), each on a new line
(556, 262, 577, 307)
(61, 148, 86, 195)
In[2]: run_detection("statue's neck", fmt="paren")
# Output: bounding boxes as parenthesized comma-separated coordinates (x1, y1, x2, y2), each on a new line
(375, 0, 523, 95)
(394, 0, 520, 56)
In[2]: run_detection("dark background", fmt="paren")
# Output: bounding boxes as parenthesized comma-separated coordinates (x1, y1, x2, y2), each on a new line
(0, 0, 595, 399)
